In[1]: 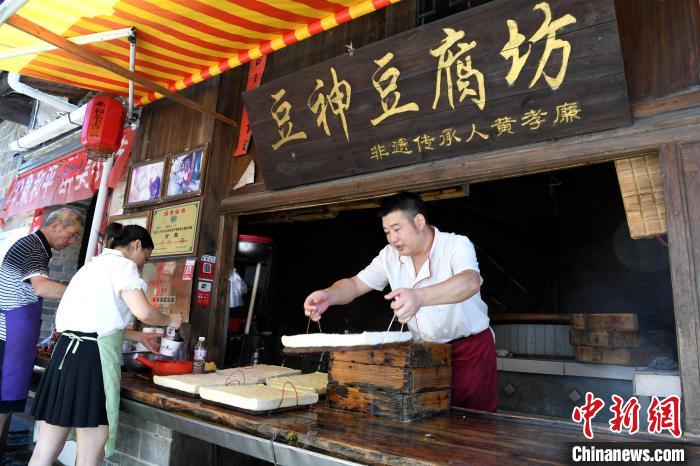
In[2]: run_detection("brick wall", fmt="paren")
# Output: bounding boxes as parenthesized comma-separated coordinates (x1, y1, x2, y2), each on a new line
(101, 415, 269, 466)
(102, 412, 174, 466)
(0, 120, 24, 201)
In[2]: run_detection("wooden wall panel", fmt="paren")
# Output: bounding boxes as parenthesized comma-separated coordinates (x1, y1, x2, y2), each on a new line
(196, 68, 245, 363)
(132, 79, 219, 162)
(126, 69, 244, 361)
(616, 0, 700, 103)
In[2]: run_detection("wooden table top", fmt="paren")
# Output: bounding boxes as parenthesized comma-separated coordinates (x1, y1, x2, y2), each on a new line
(121, 374, 700, 465)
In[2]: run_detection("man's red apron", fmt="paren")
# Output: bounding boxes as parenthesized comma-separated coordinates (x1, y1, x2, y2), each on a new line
(451, 328, 498, 412)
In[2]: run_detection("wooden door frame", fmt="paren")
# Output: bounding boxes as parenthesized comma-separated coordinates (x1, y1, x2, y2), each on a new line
(213, 106, 700, 433)
(660, 142, 700, 435)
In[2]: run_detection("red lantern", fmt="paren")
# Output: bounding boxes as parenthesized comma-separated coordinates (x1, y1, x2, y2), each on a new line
(81, 94, 126, 160)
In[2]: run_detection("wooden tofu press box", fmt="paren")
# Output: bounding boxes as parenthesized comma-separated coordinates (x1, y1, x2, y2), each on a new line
(327, 342, 451, 422)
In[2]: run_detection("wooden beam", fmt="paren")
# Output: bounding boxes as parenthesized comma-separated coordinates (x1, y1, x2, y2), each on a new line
(220, 106, 700, 215)
(631, 88, 700, 119)
(6, 15, 238, 127)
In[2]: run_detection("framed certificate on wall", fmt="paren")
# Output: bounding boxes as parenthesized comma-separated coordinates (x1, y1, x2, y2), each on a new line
(149, 200, 200, 257)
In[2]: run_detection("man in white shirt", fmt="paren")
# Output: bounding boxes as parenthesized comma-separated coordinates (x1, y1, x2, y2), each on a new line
(303, 192, 497, 411)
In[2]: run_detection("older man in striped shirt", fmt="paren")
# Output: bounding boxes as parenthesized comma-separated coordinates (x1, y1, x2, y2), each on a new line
(0, 208, 83, 441)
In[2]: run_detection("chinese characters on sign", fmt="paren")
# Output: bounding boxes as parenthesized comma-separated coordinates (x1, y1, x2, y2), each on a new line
(270, 1, 575, 155)
(2, 149, 103, 217)
(243, 0, 630, 189)
(501, 2, 577, 90)
(572, 392, 682, 439)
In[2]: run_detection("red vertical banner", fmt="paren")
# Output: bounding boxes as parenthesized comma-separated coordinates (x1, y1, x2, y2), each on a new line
(233, 56, 267, 157)
(30, 208, 45, 233)
(106, 126, 137, 188)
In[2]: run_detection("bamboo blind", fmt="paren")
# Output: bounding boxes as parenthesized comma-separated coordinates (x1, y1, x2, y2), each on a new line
(614, 153, 667, 239)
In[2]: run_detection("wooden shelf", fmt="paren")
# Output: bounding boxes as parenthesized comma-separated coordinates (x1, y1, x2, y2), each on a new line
(490, 314, 572, 324)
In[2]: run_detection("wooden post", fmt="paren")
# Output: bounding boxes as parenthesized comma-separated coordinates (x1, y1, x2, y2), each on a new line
(6, 14, 238, 127)
(208, 214, 238, 367)
(659, 142, 700, 435)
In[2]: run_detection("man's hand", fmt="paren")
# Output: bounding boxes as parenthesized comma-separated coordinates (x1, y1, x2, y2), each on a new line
(138, 332, 161, 353)
(385, 288, 423, 324)
(304, 290, 331, 322)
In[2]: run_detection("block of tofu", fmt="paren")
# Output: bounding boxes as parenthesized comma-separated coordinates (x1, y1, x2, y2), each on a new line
(216, 364, 300, 384)
(281, 331, 412, 348)
(153, 372, 231, 395)
(266, 372, 329, 395)
(199, 384, 318, 411)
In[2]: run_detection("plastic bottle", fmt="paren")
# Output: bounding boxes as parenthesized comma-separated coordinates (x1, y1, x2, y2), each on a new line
(192, 337, 207, 374)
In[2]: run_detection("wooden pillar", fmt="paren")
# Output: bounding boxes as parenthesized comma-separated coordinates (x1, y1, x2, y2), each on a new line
(659, 142, 700, 435)
(208, 214, 238, 366)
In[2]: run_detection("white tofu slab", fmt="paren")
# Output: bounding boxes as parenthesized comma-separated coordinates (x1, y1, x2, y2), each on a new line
(199, 384, 318, 411)
(281, 331, 412, 348)
(266, 372, 329, 395)
(215, 364, 301, 384)
(153, 372, 231, 394)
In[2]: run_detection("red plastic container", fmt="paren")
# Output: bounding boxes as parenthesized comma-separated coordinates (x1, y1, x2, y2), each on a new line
(135, 354, 193, 376)
(228, 317, 243, 333)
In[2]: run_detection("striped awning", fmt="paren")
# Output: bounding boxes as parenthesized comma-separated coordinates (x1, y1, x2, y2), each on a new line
(0, 0, 399, 107)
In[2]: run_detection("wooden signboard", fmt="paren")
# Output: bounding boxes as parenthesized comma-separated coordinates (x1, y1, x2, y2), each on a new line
(142, 258, 195, 323)
(244, 0, 631, 190)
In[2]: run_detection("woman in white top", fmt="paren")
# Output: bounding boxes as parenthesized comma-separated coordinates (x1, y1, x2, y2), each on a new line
(30, 223, 182, 466)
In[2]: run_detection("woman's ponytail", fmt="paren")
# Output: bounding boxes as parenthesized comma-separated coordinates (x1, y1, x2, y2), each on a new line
(105, 222, 154, 250)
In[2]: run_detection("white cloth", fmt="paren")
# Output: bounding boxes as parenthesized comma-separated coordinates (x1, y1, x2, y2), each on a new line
(357, 227, 489, 343)
(228, 268, 247, 307)
(55, 249, 147, 337)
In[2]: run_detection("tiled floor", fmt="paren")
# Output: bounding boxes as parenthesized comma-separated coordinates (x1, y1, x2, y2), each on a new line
(1, 414, 34, 466)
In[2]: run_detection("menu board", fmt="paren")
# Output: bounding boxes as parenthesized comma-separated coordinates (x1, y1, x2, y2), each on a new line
(142, 258, 195, 323)
(150, 200, 200, 257)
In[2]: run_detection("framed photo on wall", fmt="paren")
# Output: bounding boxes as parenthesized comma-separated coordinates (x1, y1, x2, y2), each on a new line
(149, 200, 201, 257)
(107, 211, 152, 230)
(164, 145, 208, 201)
(125, 158, 165, 207)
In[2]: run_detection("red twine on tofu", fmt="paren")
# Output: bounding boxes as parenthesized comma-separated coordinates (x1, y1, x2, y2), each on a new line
(225, 370, 246, 387)
(275, 381, 299, 410)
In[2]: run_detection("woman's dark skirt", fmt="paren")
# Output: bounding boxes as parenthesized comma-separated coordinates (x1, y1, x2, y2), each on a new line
(31, 331, 108, 427)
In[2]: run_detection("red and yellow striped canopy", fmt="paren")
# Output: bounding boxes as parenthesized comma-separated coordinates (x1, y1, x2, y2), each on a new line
(0, 0, 399, 107)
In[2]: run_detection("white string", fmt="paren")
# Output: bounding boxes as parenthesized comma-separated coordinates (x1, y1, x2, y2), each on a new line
(382, 314, 396, 344)
(316, 320, 325, 371)
(307, 317, 325, 370)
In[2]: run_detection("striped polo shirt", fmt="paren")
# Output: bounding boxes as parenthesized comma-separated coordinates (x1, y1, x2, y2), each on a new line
(0, 231, 52, 341)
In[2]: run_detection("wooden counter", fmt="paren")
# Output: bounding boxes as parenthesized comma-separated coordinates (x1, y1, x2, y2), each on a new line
(120, 374, 700, 465)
